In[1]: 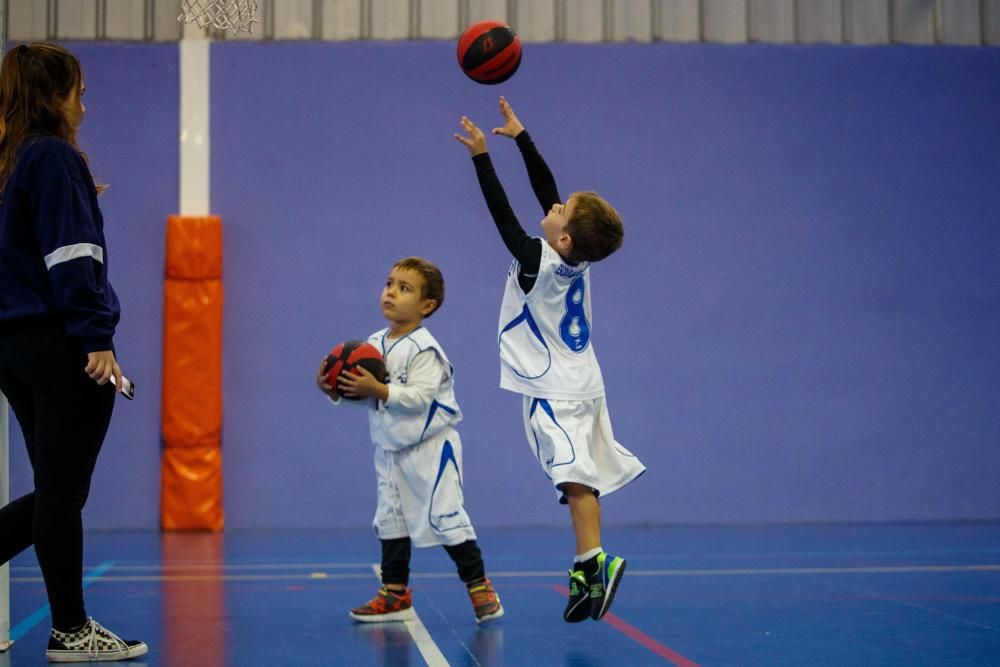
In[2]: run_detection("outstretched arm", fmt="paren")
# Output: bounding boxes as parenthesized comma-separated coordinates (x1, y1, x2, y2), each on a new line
(492, 96, 561, 213)
(455, 116, 542, 273)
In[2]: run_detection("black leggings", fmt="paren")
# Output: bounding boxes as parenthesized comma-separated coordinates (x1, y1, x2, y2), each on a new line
(0, 323, 115, 631)
(381, 537, 485, 586)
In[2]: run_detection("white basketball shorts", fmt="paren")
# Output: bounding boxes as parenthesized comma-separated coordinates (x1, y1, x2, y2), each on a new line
(372, 427, 478, 548)
(522, 396, 646, 504)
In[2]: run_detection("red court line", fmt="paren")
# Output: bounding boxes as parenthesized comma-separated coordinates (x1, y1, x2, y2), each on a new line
(552, 585, 700, 666)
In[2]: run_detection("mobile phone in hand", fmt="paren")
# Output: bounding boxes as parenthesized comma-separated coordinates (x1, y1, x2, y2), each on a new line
(111, 375, 135, 400)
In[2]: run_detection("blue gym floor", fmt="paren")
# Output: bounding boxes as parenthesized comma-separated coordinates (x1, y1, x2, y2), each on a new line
(4, 523, 1000, 665)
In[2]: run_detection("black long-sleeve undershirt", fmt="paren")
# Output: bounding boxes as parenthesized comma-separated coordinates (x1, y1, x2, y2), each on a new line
(472, 130, 561, 293)
(516, 130, 562, 214)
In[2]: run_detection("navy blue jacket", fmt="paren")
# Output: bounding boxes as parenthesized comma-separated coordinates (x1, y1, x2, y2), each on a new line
(0, 136, 119, 352)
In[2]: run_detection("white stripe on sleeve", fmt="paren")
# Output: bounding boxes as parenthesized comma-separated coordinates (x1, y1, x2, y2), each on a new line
(43, 243, 104, 270)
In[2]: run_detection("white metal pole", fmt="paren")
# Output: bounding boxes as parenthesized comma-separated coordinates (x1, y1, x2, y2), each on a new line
(0, 0, 12, 653)
(0, 387, 9, 652)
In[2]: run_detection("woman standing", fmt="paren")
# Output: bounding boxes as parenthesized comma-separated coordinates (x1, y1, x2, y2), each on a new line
(0, 43, 146, 662)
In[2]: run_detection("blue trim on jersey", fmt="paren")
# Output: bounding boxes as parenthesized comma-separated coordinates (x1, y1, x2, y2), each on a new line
(499, 304, 552, 379)
(420, 400, 458, 442)
(380, 325, 425, 359)
(500, 304, 545, 340)
(380, 326, 454, 382)
(529, 398, 576, 473)
(529, 399, 551, 479)
(428, 439, 471, 533)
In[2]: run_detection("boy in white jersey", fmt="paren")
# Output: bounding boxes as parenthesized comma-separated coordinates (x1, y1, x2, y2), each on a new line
(455, 98, 646, 622)
(316, 256, 503, 625)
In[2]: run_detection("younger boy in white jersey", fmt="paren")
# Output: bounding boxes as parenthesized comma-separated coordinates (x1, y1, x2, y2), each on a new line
(455, 98, 645, 622)
(316, 256, 503, 625)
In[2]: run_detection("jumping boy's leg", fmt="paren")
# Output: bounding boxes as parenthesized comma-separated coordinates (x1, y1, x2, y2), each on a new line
(562, 483, 627, 621)
(564, 483, 601, 554)
(444, 540, 504, 624)
(350, 537, 415, 623)
(562, 483, 600, 622)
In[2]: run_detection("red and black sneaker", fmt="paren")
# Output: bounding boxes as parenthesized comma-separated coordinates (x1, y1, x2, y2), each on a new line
(467, 577, 504, 624)
(350, 587, 416, 623)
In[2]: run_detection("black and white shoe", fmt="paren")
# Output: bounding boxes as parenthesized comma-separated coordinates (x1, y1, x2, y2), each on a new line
(46, 617, 148, 662)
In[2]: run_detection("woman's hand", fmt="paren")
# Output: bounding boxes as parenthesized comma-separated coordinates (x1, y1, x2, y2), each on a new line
(85, 350, 123, 391)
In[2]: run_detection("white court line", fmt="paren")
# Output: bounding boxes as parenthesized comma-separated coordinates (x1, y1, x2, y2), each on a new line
(393, 564, 1000, 579)
(11, 563, 999, 584)
(619, 564, 1000, 576)
(369, 563, 450, 667)
(10, 563, 1000, 584)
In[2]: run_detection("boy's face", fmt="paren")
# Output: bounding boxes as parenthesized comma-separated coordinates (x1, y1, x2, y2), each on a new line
(541, 196, 575, 256)
(380, 267, 436, 327)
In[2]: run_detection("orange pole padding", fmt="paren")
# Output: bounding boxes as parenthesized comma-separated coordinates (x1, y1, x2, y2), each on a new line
(161, 279, 223, 448)
(160, 215, 224, 531)
(160, 447, 224, 531)
(165, 214, 223, 280)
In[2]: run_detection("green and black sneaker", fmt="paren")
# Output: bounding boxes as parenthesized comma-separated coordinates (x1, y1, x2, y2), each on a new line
(588, 552, 627, 620)
(563, 568, 591, 622)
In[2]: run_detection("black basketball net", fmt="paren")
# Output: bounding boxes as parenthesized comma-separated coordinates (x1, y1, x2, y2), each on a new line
(178, 0, 258, 34)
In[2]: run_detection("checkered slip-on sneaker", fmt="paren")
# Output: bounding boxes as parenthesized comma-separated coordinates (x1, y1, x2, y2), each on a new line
(350, 587, 416, 623)
(46, 617, 148, 662)
(589, 552, 627, 621)
(563, 569, 591, 622)
(467, 577, 504, 624)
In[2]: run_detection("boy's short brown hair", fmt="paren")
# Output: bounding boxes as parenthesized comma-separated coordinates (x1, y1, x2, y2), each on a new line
(565, 191, 624, 263)
(393, 256, 445, 317)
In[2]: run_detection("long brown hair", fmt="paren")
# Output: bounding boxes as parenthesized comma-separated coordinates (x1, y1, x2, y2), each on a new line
(0, 43, 101, 194)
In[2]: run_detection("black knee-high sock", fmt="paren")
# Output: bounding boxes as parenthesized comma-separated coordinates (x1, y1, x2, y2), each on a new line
(443, 540, 486, 584)
(380, 537, 411, 587)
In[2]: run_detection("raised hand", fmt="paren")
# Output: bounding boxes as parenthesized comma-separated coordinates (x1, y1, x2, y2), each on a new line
(453, 116, 488, 156)
(491, 96, 524, 139)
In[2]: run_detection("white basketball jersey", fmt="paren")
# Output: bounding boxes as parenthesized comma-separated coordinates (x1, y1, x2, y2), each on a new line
(367, 326, 463, 451)
(498, 240, 605, 400)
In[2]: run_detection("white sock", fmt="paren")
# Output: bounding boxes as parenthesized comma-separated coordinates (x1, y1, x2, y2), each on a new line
(574, 546, 603, 563)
